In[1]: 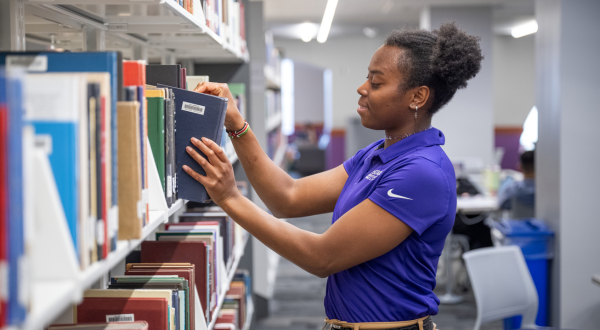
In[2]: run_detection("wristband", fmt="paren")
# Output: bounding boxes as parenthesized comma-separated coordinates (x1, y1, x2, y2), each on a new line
(227, 121, 250, 138)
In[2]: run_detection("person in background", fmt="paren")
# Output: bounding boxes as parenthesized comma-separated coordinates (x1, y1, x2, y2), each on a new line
(498, 150, 535, 211)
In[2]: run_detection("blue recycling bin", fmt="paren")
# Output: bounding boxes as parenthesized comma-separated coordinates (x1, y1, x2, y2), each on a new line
(492, 219, 554, 330)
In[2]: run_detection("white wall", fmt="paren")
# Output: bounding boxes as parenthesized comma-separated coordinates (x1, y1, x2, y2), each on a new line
(536, 0, 600, 328)
(493, 34, 535, 127)
(427, 6, 494, 165)
(293, 61, 325, 124)
(274, 35, 386, 129)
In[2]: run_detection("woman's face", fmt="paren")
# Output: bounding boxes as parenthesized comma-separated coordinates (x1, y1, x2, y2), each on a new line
(357, 45, 415, 131)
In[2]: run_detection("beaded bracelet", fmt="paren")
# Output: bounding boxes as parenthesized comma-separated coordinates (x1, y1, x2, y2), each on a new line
(227, 121, 250, 138)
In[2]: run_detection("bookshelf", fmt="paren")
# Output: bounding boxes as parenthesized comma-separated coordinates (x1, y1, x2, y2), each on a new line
(20, 0, 249, 62)
(1, 1, 254, 330)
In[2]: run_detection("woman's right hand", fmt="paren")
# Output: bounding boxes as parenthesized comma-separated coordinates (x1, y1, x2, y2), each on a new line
(193, 82, 246, 132)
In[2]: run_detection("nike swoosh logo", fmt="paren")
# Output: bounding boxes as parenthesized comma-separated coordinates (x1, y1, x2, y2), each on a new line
(387, 189, 413, 200)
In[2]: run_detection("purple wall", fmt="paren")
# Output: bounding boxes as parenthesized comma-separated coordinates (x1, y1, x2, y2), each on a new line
(495, 128, 523, 170)
(327, 132, 346, 170)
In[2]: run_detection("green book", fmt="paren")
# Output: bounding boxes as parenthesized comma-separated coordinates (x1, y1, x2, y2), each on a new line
(146, 90, 166, 192)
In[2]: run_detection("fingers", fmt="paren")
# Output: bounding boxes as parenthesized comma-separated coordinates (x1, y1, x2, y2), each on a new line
(183, 165, 208, 185)
(191, 137, 225, 165)
(186, 145, 217, 177)
(192, 82, 225, 97)
(201, 137, 229, 163)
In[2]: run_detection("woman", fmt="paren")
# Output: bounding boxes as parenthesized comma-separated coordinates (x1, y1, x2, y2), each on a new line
(185, 22, 483, 330)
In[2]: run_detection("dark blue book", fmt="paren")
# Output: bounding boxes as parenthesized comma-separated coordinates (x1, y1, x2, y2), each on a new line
(0, 51, 120, 225)
(1, 69, 26, 325)
(157, 84, 227, 203)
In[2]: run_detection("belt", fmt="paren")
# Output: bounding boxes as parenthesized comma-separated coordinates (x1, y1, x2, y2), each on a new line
(324, 316, 433, 330)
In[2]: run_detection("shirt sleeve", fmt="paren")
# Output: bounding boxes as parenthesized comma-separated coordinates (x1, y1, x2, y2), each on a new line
(368, 158, 452, 235)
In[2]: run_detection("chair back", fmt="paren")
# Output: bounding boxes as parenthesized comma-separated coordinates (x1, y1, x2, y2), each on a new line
(462, 246, 538, 330)
(511, 196, 535, 219)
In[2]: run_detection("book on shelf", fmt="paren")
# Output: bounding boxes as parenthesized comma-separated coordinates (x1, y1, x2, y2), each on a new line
(185, 76, 209, 92)
(76, 290, 172, 330)
(160, 84, 227, 204)
(117, 101, 143, 240)
(49, 321, 150, 330)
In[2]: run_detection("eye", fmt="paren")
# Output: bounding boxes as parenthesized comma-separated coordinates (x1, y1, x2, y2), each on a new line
(371, 82, 380, 89)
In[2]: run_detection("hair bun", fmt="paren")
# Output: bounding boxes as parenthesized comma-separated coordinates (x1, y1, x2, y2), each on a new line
(432, 22, 483, 91)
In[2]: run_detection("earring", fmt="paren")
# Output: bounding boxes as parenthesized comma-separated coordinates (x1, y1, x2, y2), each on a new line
(415, 105, 418, 119)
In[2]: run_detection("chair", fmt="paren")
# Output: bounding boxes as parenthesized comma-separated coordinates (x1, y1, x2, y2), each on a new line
(462, 246, 538, 330)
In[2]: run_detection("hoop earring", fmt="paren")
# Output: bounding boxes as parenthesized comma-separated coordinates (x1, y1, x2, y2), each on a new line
(415, 105, 418, 119)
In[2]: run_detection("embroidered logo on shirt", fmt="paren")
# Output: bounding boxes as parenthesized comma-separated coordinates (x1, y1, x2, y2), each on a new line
(365, 170, 383, 181)
(387, 189, 413, 200)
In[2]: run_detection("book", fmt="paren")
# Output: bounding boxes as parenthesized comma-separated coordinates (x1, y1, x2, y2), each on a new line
(185, 76, 209, 92)
(117, 101, 142, 240)
(146, 65, 181, 89)
(23, 73, 88, 261)
(146, 90, 166, 195)
(76, 297, 169, 330)
(0, 52, 121, 248)
(141, 241, 211, 324)
(108, 277, 188, 330)
(125, 265, 196, 330)
(0, 72, 7, 329)
(157, 85, 227, 203)
(49, 322, 150, 330)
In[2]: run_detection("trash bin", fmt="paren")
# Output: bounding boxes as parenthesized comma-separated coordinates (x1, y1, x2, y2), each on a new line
(491, 219, 554, 330)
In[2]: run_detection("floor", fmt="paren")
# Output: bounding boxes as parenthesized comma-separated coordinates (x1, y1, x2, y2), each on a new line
(251, 213, 503, 330)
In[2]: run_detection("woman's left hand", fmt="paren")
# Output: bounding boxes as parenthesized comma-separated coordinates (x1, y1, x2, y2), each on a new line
(183, 137, 240, 205)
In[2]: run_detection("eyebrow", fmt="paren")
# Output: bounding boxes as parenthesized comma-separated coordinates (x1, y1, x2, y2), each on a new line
(369, 69, 384, 76)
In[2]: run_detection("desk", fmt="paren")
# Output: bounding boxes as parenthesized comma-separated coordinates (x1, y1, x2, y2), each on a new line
(457, 195, 498, 214)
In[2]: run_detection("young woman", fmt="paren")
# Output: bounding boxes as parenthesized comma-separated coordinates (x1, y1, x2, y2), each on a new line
(185, 22, 483, 330)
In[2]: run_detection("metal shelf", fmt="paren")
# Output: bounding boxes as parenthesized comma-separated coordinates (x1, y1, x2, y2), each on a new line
(23, 0, 249, 62)
(22, 201, 186, 330)
(207, 233, 250, 330)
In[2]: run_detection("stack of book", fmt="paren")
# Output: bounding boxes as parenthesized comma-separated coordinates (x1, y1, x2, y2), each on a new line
(215, 270, 252, 330)
(0, 53, 234, 327)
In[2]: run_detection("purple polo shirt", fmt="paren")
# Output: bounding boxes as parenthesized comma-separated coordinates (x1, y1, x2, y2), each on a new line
(324, 128, 457, 322)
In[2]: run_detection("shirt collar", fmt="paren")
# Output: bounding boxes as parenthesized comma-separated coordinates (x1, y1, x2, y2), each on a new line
(375, 127, 445, 164)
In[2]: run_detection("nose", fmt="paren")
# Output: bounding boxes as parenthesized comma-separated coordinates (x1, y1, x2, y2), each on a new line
(357, 81, 368, 96)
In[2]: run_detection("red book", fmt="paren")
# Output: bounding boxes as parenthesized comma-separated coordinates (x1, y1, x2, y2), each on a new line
(180, 68, 186, 90)
(141, 241, 210, 323)
(0, 104, 6, 328)
(164, 221, 220, 229)
(225, 284, 245, 329)
(123, 62, 146, 87)
(76, 298, 168, 330)
(48, 321, 150, 330)
(215, 314, 235, 329)
(124, 268, 196, 330)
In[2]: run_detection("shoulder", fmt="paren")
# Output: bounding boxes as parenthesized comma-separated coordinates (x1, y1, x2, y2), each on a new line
(384, 146, 454, 187)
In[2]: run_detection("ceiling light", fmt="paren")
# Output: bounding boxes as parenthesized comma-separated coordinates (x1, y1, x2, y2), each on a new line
(317, 0, 338, 43)
(363, 27, 378, 38)
(511, 20, 538, 38)
(299, 22, 315, 42)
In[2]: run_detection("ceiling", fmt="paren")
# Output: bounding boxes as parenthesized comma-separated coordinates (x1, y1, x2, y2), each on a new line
(259, 0, 535, 39)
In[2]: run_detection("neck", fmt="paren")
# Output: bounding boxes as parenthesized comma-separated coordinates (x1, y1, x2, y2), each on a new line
(384, 118, 432, 149)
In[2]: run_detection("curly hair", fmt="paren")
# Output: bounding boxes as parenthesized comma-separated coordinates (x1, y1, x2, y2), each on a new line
(385, 22, 483, 115)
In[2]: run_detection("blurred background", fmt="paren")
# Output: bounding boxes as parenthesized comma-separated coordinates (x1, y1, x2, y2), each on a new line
(1, 0, 599, 330)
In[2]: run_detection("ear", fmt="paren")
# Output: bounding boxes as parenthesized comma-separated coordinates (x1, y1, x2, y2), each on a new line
(409, 86, 430, 110)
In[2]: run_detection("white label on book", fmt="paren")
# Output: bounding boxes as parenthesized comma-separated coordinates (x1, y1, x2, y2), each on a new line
(96, 220, 105, 245)
(137, 200, 143, 219)
(173, 174, 177, 195)
(6, 55, 48, 72)
(142, 189, 149, 205)
(181, 101, 205, 115)
(109, 206, 118, 236)
(34, 134, 53, 155)
(0, 261, 7, 299)
(167, 175, 173, 198)
(106, 314, 135, 322)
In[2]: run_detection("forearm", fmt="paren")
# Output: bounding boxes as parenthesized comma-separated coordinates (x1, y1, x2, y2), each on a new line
(222, 194, 329, 276)
(230, 128, 299, 217)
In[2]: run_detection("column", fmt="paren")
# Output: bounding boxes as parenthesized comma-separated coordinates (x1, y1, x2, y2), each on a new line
(421, 6, 494, 166)
(535, 0, 600, 328)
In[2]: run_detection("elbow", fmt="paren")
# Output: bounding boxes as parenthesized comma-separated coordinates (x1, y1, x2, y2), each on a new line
(308, 258, 336, 278)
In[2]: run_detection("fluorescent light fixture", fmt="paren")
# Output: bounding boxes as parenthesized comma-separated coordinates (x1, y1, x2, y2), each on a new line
(281, 59, 295, 136)
(299, 22, 315, 42)
(520, 106, 538, 151)
(317, 0, 338, 43)
(511, 20, 538, 38)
